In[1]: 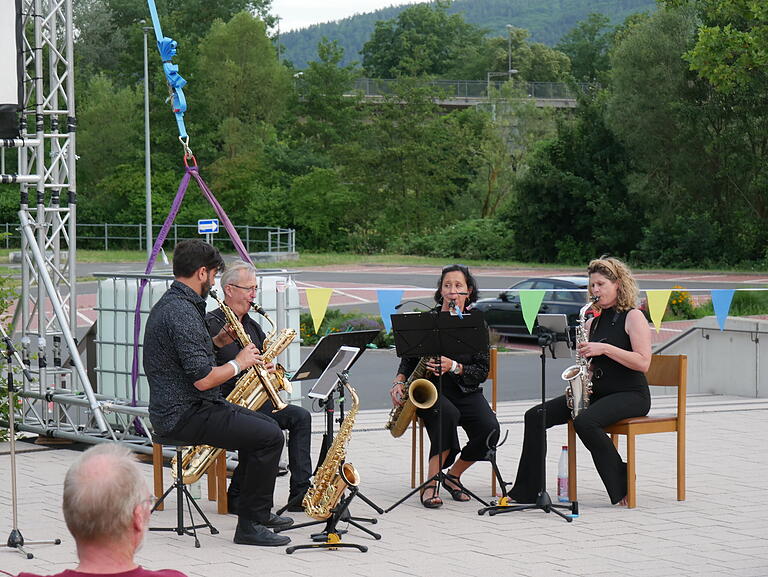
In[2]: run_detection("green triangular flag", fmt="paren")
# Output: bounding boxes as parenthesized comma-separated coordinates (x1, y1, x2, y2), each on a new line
(520, 290, 546, 334)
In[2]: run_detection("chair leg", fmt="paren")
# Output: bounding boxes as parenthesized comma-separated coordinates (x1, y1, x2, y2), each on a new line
(567, 420, 577, 502)
(410, 416, 417, 489)
(152, 443, 165, 512)
(216, 453, 228, 514)
(626, 434, 636, 509)
(418, 419, 424, 486)
(677, 430, 685, 502)
(206, 462, 217, 503)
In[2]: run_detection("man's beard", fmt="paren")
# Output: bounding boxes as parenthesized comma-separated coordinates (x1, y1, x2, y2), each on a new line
(201, 279, 212, 299)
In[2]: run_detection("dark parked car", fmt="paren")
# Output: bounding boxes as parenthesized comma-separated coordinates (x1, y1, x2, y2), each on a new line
(472, 276, 590, 338)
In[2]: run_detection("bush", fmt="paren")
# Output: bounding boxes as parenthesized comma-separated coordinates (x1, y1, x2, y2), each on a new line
(300, 310, 393, 348)
(392, 218, 514, 260)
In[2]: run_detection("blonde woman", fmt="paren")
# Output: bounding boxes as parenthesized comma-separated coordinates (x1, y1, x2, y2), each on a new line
(508, 256, 651, 506)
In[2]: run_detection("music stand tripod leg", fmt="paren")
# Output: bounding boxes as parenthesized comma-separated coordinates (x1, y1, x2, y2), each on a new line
(2, 332, 62, 560)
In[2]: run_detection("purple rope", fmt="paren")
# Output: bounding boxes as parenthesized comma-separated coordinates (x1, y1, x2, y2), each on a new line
(129, 166, 254, 412)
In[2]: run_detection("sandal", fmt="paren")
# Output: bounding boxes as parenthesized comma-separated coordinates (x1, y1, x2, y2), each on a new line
(443, 473, 471, 502)
(420, 483, 443, 509)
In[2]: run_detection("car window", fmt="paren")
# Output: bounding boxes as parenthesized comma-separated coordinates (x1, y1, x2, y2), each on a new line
(507, 280, 537, 301)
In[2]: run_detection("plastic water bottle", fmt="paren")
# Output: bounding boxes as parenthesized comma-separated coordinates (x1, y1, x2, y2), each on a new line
(557, 445, 569, 503)
(189, 480, 202, 500)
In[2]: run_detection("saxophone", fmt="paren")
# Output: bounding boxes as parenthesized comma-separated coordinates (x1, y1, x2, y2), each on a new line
(303, 373, 360, 520)
(172, 290, 296, 484)
(384, 356, 438, 438)
(562, 295, 599, 419)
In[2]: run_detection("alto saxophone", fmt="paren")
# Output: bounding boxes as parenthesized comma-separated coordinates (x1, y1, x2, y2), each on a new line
(385, 356, 438, 438)
(303, 373, 360, 520)
(172, 290, 296, 484)
(562, 295, 599, 419)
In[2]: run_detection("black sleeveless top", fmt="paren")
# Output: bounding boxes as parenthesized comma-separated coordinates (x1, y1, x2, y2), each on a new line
(588, 307, 648, 398)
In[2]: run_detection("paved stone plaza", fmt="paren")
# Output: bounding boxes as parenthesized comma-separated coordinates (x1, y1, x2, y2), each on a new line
(2, 395, 768, 577)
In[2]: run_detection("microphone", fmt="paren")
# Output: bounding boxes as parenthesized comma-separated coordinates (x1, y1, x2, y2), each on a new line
(394, 300, 434, 311)
(449, 299, 463, 319)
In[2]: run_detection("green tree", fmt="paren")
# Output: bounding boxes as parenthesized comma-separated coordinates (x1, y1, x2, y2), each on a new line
(77, 74, 143, 220)
(556, 13, 613, 83)
(474, 84, 557, 218)
(291, 39, 363, 155)
(361, 1, 485, 77)
(500, 95, 640, 264)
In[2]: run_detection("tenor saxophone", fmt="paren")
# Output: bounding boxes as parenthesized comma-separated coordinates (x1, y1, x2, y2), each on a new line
(303, 374, 360, 520)
(171, 290, 296, 484)
(562, 295, 599, 418)
(385, 356, 438, 438)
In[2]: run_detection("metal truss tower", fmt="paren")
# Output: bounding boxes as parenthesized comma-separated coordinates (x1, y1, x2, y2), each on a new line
(2, 0, 108, 437)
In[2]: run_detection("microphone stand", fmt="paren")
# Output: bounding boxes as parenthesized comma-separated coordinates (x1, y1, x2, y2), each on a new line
(1, 324, 62, 559)
(478, 327, 577, 521)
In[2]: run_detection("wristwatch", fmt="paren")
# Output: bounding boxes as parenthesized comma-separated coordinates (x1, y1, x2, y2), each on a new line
(451, 361, 461, 374)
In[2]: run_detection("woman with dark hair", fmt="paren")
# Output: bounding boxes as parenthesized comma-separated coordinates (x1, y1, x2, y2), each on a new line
(508, 256, 651, 506)
(391, 265, 499, 508)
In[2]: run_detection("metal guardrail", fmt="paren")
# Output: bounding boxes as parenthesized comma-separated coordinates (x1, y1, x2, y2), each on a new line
(349, 78, 591, 101)
(0, 222, 295, 253)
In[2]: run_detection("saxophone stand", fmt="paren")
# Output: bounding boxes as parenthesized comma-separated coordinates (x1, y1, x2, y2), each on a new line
(1, 327, 62, 560)
(478, 315, 577, 521)
(275, 370, 381, 553)
(386, 310, 490, 512)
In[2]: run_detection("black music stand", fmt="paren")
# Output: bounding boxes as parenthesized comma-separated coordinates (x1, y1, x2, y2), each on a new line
(478, 313, 578, 521)
(385, 310, 490, 512)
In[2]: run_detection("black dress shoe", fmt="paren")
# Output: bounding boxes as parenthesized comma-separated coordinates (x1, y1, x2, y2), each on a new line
(263, 513, 293, 529)
(234, 520, 291, 547)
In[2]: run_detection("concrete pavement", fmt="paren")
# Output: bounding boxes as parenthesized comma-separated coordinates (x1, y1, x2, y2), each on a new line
(2, 393, 768, 576)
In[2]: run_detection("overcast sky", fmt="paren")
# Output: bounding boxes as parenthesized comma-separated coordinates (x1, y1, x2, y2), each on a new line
(272, 0, 419, 32)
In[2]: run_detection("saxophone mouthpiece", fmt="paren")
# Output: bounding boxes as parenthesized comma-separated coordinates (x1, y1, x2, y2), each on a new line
(250, 301, 267, 316)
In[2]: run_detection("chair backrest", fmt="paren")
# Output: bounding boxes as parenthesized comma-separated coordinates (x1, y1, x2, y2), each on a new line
(646, 354, 687, 424)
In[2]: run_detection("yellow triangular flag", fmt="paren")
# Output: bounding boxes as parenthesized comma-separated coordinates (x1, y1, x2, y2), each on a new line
(645, 290, 671, 333)
(306, 288, 334, 333)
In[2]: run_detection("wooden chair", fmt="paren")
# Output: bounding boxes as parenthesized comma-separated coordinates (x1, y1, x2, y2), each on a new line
(410, 347, 499, 496)
(566, 354, 687, 508)
(152, 443, 228, 514)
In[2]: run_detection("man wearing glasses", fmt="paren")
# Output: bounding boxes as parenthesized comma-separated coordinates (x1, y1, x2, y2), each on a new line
(206, 261, 312, 515)
(143, 240, 291, 547)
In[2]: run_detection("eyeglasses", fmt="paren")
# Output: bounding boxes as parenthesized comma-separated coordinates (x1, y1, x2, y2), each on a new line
(230, 284, 258, 293)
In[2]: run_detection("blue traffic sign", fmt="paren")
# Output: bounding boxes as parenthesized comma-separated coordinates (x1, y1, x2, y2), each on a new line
(197, 219, 219, 234)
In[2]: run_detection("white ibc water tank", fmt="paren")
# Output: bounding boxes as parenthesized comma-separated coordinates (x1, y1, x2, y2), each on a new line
(97, 273, 301, 404)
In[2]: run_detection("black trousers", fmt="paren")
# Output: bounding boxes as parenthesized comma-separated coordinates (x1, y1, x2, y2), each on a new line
(509, 391, 650, 504)
(168, 400, 284, 523)
(229, 402, 312, 501)
(418, 388, 499, 468)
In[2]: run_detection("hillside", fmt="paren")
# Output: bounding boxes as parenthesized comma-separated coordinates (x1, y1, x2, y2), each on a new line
(279, 0, 657, 70)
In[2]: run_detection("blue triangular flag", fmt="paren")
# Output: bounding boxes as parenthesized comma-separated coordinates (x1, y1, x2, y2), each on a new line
(378, 289, 404, 333)
(711, 289, 735, 331)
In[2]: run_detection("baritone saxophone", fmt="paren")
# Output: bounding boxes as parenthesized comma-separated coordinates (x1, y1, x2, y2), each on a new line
(303, 372, 360, 520)
(171, 290, 296, 484)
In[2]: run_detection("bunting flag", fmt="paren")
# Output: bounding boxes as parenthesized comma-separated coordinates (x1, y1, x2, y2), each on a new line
(711, 289, 735, 331)
(645, 290, 671, 333)
(305, 288, 334, 333)
(377, 289, 404, 333)
(519, 290, 545, 334)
